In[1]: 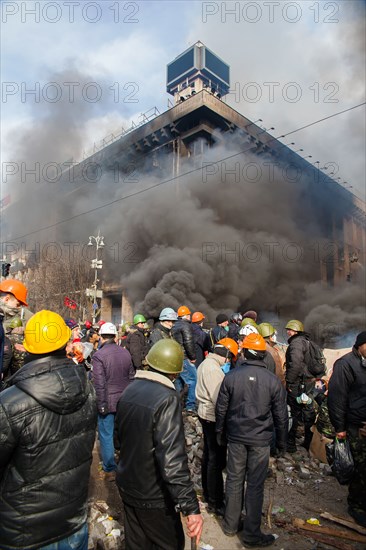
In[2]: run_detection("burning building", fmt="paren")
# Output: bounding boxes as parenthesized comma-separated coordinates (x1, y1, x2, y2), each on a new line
(2, 42, 365, 342)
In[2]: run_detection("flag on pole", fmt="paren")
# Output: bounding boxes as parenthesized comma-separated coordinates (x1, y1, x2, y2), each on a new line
(64, 296, 77, 310)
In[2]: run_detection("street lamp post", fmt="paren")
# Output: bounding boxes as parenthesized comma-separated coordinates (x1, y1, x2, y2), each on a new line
(88, 231, 105, 324)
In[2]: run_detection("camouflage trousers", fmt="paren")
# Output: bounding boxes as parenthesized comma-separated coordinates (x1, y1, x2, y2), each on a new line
(348, 428, 366, 513)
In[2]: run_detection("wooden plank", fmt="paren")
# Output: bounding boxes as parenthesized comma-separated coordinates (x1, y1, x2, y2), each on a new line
(273, 518, 354, 550)
(320, 511, 366, 536)
(292, 518, 366, 544)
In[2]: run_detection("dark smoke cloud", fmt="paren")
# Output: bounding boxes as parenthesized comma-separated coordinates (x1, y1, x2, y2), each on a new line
(3, 75, 365, 347)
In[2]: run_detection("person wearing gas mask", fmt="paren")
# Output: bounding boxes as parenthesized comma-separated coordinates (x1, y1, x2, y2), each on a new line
(196, 338, 238, 517)
(328, 331, 366, 528)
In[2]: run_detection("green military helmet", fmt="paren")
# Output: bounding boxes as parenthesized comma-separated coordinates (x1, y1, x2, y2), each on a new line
(285, 319, 304, 332)
(258, 322, 276, 339)
(241, 317, 258, 329)
(133, 314, 146, 324)
(121, 322, 131, 332)
(5, 317, 23, 330)
(146, 339, 184, 374)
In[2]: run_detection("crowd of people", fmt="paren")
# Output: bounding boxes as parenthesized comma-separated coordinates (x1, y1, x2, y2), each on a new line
(0, 277, 365, 549)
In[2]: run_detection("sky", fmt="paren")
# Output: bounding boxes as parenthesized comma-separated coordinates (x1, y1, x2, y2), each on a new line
(1, 0, 365, 199)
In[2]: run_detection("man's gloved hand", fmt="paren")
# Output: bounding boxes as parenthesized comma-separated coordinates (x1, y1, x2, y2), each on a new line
(99, 406, 109, 416)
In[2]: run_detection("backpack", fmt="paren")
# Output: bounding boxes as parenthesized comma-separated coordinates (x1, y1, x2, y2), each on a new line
(306, 340, 327, 377)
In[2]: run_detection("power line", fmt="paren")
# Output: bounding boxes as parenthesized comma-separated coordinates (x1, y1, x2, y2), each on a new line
(7, 101, 366, 242)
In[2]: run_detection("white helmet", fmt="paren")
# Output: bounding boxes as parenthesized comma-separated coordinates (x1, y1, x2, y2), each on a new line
(99, 322, 117, 336)
(159, 308, 178, 321)
(239, 324, 259, 337)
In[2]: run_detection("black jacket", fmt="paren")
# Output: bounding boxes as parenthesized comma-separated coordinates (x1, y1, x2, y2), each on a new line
(126, 326, 150, 369)
(192, 323, 211, 367)
(328, 347, 366, 433)
(211, 325, 229, 347)
(0, 353, 97, 549)
(172, 319, 196, 361)
(228, 322, 240, 341)
(115, 371, 199, 515)
(216, 359, 288, 450)
(285, 332, 314, 392)
(150, 322, 172, 347)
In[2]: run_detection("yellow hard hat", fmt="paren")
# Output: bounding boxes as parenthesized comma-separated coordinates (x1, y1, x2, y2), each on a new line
(23, 310, 72, 354)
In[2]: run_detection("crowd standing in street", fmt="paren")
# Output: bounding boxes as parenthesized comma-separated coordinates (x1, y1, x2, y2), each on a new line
(1, 281, 366, 547)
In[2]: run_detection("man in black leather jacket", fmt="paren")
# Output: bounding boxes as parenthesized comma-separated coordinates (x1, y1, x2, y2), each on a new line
(0, 310, 97, 550)
(115, 339, 203, 550)
(172, 305, 197, 412)
(328, 331, 366, 528)
(216, 334, 288, 547)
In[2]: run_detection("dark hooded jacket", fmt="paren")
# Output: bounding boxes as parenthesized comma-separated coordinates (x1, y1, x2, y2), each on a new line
(0, 353, 97, 550)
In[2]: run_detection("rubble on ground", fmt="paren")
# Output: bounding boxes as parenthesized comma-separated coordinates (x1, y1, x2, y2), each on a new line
(183, 412, 204, 490)
(88, 499, 124, 550)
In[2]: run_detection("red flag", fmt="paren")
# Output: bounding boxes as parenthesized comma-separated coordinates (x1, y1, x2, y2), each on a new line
(64, 296, 77, 310)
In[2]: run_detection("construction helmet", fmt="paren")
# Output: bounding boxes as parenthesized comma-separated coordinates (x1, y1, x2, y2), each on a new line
(230, 313, 243, 326)
(192, 311, 205, 323)
(0, 279, 28, 306)
(121, 322, 131, 333)
(99, 322, 117, 336)
(97, 320, 106, 327)
(285, 320, 304, 332)
(84, 320, 92, 329)
(133, 314, 146, 324)
(23, 310, 71, 354)
(258, 322, 276, 339)
(242, 333, 266, 352)
(217, 338, 239, 359)
(146, 339, 184, 374)
(241, 317, 259, 328)
(177, 306, 191, 317)
(159, 308, 178, 321)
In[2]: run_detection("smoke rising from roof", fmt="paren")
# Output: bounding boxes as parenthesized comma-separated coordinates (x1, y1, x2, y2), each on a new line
(3, 70, 365, 346)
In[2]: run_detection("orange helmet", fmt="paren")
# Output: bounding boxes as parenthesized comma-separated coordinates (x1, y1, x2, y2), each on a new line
(192, 311, 205, 323)
(0, 279, 28, 306)
(217, 338, 239, 359)
(177, 306, 191, 317)
(242, 333, 266, 351)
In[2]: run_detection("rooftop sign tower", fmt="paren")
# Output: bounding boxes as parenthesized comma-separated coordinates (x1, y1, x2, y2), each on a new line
(167, 41, 230, 104)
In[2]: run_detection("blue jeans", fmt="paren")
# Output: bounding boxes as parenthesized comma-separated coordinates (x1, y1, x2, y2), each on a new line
(98, 413, 117, 472)
(174, 359, 197, 410)
(38, 523, 88, 550)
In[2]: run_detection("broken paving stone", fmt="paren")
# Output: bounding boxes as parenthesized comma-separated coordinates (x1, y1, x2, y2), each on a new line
(298, 466, 311, 480)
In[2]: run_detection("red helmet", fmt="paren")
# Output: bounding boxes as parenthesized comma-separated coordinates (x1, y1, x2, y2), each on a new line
(97, 320, 106, 327)
(84, 320, 92, 329)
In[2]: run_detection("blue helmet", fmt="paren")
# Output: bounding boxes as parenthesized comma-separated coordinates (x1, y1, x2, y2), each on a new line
(159, 307, 178, 321)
